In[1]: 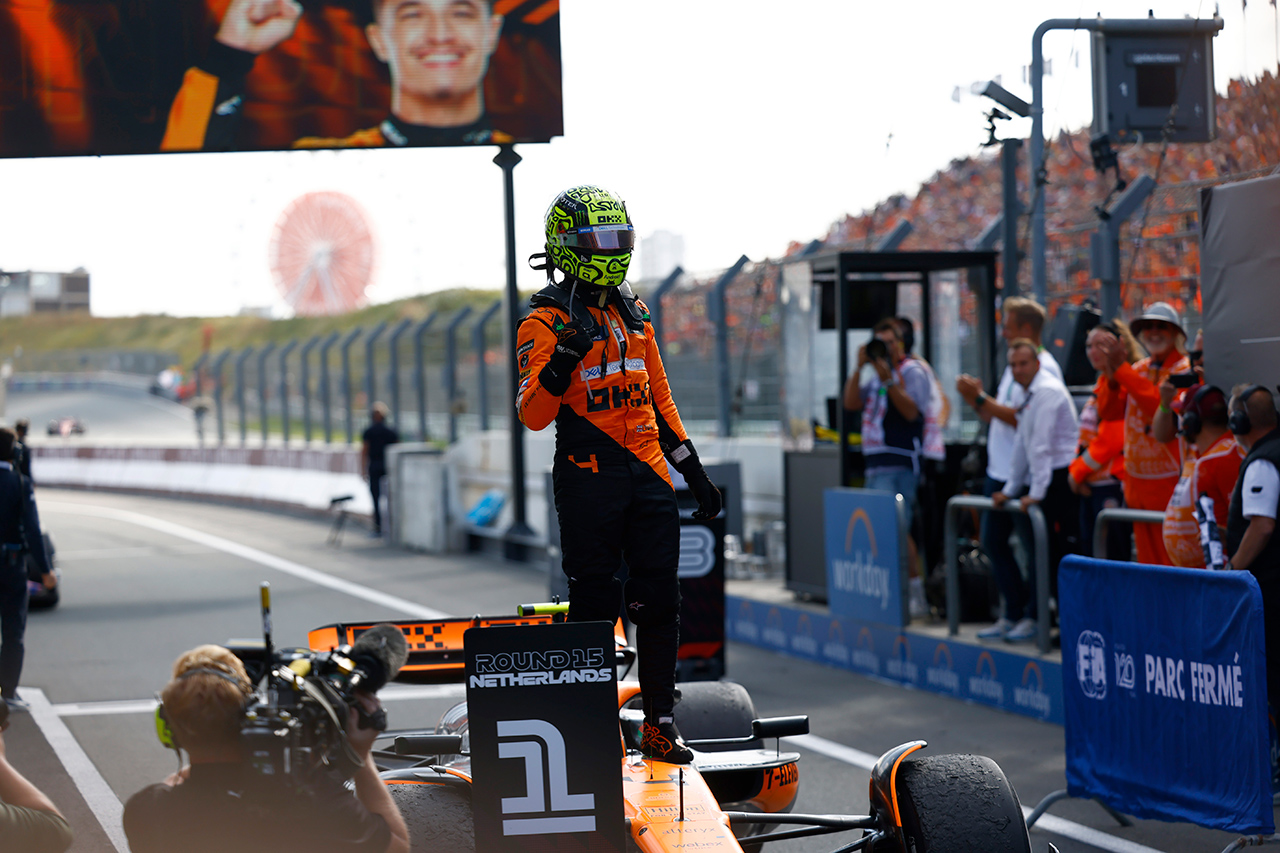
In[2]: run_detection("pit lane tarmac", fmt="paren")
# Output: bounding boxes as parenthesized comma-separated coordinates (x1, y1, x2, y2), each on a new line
(13, 489, 1248, 853)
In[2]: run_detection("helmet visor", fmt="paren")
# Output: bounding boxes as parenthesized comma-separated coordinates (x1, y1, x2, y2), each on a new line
(550, 223, 635, 252)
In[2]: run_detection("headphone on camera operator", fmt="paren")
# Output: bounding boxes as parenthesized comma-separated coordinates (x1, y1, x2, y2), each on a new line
(1229, 385, 1280, 438)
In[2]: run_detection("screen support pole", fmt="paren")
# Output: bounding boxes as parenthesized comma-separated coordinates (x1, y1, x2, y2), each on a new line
(495, 144, 533, 561)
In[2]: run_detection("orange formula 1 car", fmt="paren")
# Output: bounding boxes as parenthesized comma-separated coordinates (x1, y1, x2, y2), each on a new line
(307, 606, 1033, 853)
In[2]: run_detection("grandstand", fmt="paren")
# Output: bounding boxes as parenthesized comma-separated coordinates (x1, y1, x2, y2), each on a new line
(650, 72, 1280, 432)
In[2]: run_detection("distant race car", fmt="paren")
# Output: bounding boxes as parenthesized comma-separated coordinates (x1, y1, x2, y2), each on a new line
(46, 417, 85, 437)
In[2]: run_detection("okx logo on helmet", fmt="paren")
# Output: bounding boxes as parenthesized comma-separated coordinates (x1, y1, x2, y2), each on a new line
(544, 185, 635, 288)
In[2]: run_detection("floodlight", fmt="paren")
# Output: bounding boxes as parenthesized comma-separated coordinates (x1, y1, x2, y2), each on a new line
(975, 81, 1030, 118)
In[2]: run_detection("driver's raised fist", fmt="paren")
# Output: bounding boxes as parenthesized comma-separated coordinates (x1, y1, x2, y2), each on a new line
(216, 0, 304, 55)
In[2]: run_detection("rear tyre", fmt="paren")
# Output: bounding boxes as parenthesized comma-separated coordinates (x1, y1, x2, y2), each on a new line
(672, 681, 767, 852)
(671, 680, 760, 752)
(894, 753, 1031, 853)
(385, 783, 474, 853)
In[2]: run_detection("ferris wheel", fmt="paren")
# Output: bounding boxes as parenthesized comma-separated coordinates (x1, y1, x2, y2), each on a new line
(268, 192, 375, 316)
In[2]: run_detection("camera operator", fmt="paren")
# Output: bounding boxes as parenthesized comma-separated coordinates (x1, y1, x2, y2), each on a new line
(123, 644, 409, 853)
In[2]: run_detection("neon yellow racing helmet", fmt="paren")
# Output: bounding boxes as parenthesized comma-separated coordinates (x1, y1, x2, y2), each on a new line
(543, 185, 635, 288)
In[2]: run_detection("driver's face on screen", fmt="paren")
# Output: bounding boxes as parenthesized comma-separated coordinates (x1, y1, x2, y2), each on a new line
(368, 0, 502, 112)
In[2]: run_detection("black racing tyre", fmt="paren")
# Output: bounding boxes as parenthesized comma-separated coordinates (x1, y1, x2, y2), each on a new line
(385, 782, 474, 853)
(671, 680, 761, 752)
(894, 754, 1031, 853)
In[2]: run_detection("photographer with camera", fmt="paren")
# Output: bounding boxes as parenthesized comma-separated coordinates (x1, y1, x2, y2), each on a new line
(123, 643, 409, 853)
(844, 317, 933, 617)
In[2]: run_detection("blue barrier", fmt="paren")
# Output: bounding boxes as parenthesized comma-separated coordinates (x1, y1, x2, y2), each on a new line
(824, 489, 907, 627)
(1060, 555, 1273, 835)
(725, 595, 1063, 724)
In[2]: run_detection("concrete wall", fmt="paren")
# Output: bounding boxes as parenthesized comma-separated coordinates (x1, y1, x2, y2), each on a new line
(30, 446, 370, 516)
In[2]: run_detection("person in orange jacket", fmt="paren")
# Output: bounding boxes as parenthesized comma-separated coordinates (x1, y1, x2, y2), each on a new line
(1069, 320, 1141, 560)
(516, 185, 721, 764)
(1098, 302, 1191, 565)
(1162, 385, 1243, 567)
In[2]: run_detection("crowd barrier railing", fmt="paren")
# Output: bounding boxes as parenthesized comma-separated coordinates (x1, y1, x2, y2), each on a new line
(943, 495, 1051, 653)
(1092, 506, 1165, 559)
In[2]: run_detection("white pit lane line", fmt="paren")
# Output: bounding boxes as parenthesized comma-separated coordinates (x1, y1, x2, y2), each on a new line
(41, 501, 448, 619)
(786, 734, 1168, 853)
(20, 687, 130, 853)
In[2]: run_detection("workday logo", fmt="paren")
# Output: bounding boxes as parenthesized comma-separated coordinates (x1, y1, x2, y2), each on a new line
(925, 643, 960, 693)
(852, 627, 879, 674)
(885, 634, 918, 683)
(969, 651, 1004, 704)
(791, 614, 819, 657)
(1014, 661, 1051, 717)
(823, 620, 850, 666)
(734, 600, 758, 642)
(829, 508, 892, 610)
(1076, 630, 1107, 700)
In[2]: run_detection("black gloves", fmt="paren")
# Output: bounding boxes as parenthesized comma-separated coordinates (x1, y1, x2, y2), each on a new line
(538, 318, 594, 396)
(669, 439, 722, 520)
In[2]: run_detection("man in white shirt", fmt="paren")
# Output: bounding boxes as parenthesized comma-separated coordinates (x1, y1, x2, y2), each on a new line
(956, 297, 1062, 641)
(989, 339, 1079, 642)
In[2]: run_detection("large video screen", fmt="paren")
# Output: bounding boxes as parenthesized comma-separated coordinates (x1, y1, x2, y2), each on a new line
(0, 0, 562, 158)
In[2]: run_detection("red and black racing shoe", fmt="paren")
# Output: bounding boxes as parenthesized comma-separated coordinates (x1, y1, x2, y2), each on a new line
(640, 719, 694, 764)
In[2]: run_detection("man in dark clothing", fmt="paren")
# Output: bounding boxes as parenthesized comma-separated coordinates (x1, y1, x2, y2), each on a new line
(12, 421, 30, 482)
(0, 429, 52, 710)
(361, 403, 399, 537)
(124, 644, 408, 853)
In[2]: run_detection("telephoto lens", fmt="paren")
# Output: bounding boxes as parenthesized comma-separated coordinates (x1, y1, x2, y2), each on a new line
(866, 338, 889, 362)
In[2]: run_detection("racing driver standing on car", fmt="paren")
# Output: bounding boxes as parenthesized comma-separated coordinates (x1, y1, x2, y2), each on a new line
(517, 185, 721, 764)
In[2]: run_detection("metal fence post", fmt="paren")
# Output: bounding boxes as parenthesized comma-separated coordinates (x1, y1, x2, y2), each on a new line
(299, 336, 321, 444)
(192, 352, 208, 398)
(473, 300, 502, 431)
(386, 318, 413, 431)
(944, 494, 1052, 654)
(235, 347, 254, 447)
(445, 306, 474, 444)
(318, 331, 340, 445)
(278, 339, 298, 445)
(413, 313, 439, 442)
(709, 255, 750, 438)
(363, 321, 388, 413)
(339, 328, 363, 444)
(211, 349, 232, 445)
(256, 342, 276, 445)
(648, 266, 683, 351)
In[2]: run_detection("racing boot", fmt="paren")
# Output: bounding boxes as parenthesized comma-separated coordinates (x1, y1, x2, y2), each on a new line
(640, 717, 693, 764)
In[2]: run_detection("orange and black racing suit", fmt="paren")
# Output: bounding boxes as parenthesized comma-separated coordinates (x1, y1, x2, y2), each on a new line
(160, 42, 513, 152)
(517, 282, 690, 721)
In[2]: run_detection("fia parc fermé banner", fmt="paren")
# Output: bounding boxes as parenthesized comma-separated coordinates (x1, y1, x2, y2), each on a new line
(0, 0, 562, 158)
(1060, 555, 1274, 835)
(465, 621, 626, 853)
(824, 488, 905, 627)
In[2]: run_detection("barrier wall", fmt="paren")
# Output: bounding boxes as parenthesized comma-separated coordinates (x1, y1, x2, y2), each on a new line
(31, 445, 371, 515)
(726, 595, 1064, 724)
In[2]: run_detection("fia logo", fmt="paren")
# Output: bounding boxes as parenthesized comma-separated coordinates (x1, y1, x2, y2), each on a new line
(1076, 631, 1107, 700)
(1115, 652, 1136, 690)
(497, 720, 595, 836)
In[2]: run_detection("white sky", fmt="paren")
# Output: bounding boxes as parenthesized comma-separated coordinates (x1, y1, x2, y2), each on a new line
(0, 0, 1275, 317)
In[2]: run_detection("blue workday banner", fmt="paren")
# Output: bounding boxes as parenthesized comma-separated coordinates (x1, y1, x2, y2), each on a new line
(824, 489, 904, 627)
(1060, 556, 1273, 834)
